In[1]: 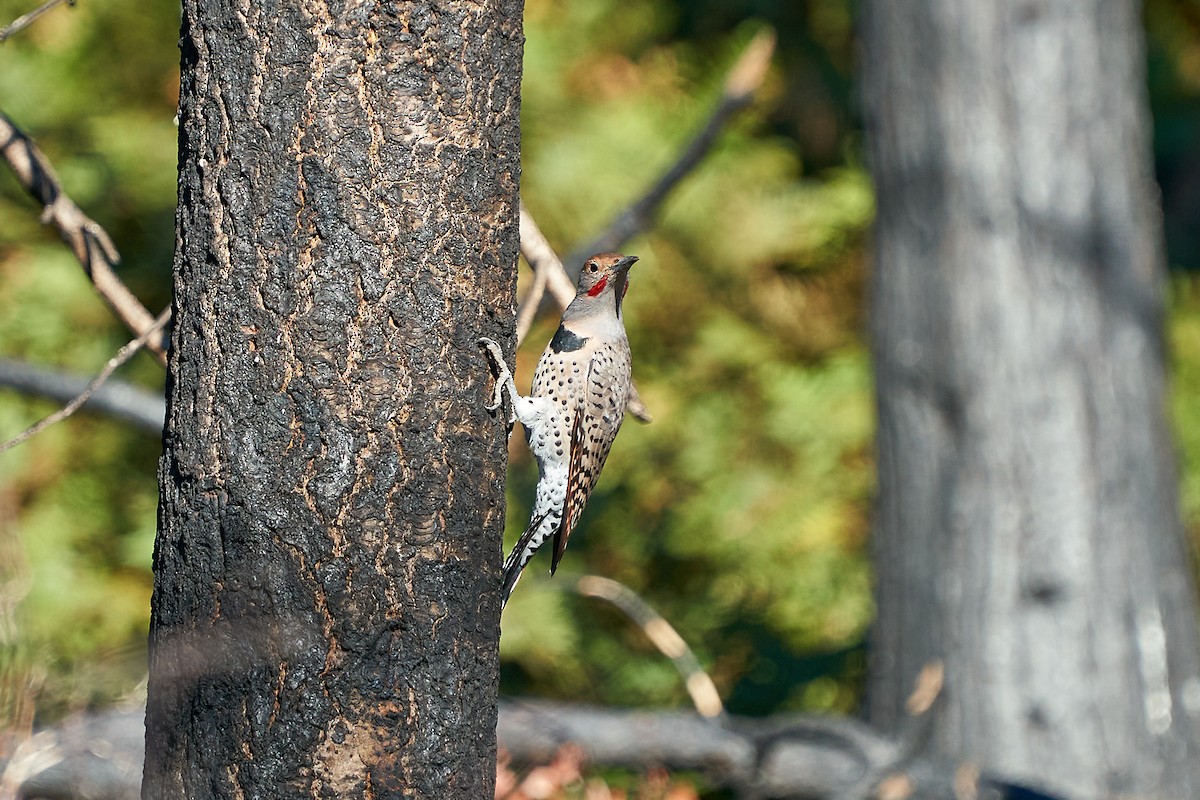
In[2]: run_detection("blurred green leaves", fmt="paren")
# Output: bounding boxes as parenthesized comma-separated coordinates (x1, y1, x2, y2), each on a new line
(0, 0, 175, 717)
(503, 0, 874, 715)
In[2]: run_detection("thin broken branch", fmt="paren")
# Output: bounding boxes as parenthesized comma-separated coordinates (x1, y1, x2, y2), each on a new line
(574, 575, 724, 719)
(517, 202, 576, 340)
(0, 110, 167, 364)
(0, 0, 72, 43)
(0, 308, 170, 455)
(511, 30, 775, 425)
(566, 28, 776, 271)
(512, 259, 548, 347)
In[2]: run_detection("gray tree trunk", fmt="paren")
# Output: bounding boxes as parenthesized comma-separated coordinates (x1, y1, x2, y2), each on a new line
(863, 1, 1200, 797)
(143, 2, 521, 797)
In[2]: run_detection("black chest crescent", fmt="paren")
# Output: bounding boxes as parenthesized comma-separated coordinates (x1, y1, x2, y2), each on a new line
(549, 324, 589, 354)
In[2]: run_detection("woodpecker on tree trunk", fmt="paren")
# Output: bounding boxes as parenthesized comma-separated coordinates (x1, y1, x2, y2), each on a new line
(480, 252, 638, 606)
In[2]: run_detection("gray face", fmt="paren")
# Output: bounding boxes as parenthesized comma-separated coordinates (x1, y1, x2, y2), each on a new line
(576, 253, 639, 298)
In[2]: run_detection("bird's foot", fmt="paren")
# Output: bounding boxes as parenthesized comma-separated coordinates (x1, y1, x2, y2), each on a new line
(477, 337, 514, 419)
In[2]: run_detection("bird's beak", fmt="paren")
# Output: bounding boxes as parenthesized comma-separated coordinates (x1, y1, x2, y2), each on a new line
(615, 255, 639, 273)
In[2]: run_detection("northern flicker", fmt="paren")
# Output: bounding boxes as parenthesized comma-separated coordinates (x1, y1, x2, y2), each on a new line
(479, 252, 639, 606)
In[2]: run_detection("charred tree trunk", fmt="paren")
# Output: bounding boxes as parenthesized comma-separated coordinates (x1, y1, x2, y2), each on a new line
(863, 1, 1200, 797)
(144, 2, 521, 797)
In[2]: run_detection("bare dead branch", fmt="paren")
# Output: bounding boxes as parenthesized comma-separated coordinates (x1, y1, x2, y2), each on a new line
(5, 711, 141, 800)
(566, 28, 776, 271)
(0, 0, 72, 43)
(574, 575, 723, 719)
(830, 661, 945, 800)
(518, 202, 576, 338)
(0, 359, 164, 433)
(9, 706, 1064, 800)
(0, 732, 62, 800)
(0, 110, 167, 364)
(512, 260, 548, 347)
(0, 308, 170, 455)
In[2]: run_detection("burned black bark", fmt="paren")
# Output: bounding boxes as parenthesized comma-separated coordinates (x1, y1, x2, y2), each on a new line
(863, 1, 1200, 797)
(144, 1, 522, 797)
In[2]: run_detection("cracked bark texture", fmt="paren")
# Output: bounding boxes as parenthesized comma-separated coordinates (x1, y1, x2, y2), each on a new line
(144, 1, 521, 797)
(863, 1, 1200, 797)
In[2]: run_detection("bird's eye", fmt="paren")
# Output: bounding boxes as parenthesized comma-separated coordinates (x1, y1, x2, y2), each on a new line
(588, 263, 598, 272)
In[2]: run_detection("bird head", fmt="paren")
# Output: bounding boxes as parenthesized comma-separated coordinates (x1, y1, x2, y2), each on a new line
(575, 253, 638, 315)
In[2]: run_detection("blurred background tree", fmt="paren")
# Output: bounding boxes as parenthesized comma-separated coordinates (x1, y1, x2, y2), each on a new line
(1, 0, 1200, 774)
(864, 0, 1200, 795)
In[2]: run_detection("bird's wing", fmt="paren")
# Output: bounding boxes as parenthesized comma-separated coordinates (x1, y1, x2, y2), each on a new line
(551, 355, 623, 573)
(551, 410, 587, 574)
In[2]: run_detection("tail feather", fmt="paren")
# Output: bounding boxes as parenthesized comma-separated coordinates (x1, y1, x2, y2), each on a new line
(501, 511, 550, 607)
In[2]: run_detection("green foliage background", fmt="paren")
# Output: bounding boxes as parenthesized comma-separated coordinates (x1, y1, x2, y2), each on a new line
(0, 0, 1198, 727)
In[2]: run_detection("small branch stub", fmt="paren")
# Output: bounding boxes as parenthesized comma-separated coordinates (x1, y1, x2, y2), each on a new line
(0, 111, 167, 364)
(0, 308, 170, 455)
